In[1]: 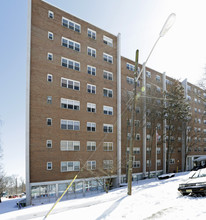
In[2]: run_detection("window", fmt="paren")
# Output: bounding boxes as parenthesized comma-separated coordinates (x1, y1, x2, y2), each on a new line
(136, 107, 140, 113)
(62, 17, 81, 33)
(147, 147, 151, 153)
(126, 63, 135, 71)
(103, 70, 113, 80)
(103, 35, 113, 47)
(156, 75, 161, 82)
(48, 32, 53, 40)
(87, 122, 96, 132)
(136, 133, 140, 140)
(103, 53, 113, 63)
(60, 141, 80, 151)
(47, 74, 53, 82)
(61, 57, 80, 71)
(103, 88, 113, 98)
(134, 120, 140, 127)
(103, 142, 113, 151)
(88, 28, 96, 39)
(47, 96, 52, 104)
(146, 71, 151, 78)
(61, 37, 80, 52)
(87, 141, 96, 151)
(103, 124, 113, 133)
(87, 65, 96, 76)
(133, 160, 140, 168)
(204, 120, 206, 124)
(61, 98, 80, 110)
(87, 47, 96, 57)
(146, 134, 151, 141)
(103, 106, 113, 115)
(46, 140, 52, 148)
(87, 103, 96, 113)
(61, 119, 80, 130)
(178, 137, 181, 142)
(87, 161, 96, 170)
(146, 83, 151, 89)
(147, 160, 151, 168)
(47, 118, 52, 126)
(61, 161, 80, 172)
(61, 78, 80, 91)
(157, 147, 161, 154)
(156, 86, 161, 92)
(47, 162, 52, 170)
(127, 76, 134, 84)
(47, 53, 53, 61)
(157, 159, 161, 167)
(146, 122, 151, 129)
(133, 147, 140, 154)
(103, 160, 113, 170)
(170, 159, 175, 164)
(48, 10, 54, 19)
(87, 84, 96, 94)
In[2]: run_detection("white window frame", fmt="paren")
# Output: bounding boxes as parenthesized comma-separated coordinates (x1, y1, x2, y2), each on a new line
(48, 31, 53, 40)
(61, 77, 80, 91)
(62, 17, 81, 33)
(103, 142, 113, 151)
(87, 141, 96, 151)
(47, 52, 53, 61)
(60, 140, 80, 151)
(47, 162, 52, 170)
(87, 47, 96, 57)
(48, 10, 54, 19)
(103, 53, 113, 63)
(103, 35, 113, 47)
(46, 140, 52, 148)
(87, 122, 96, 132)
(103, 70, 113, 80)
(61, 37, 80, 52)
(61, 98, 80, 110)
(47, 96, 52, 104)
(133, 160, 140, 168)
(47, 74, 53, 82)
(88, 28, 96, 39)
(87, 84, 96, 94)
(103, 88, 113, 98)
(126, 63, 135, 71)
(87, 161, 96, 170)
(61, 161, 80, 172)
(127, 76, 134, 84)
(146, 71, 151, 78)
(103, 160, 113, 170)
(61, 57, 80, 71)
(136, 133, 140, 140)
(156, 75, 161, 82)
(87, 103, 96, 113)
(103, 124, 113, 133)
(87, 65, 96, 76)
(133, 147, 140, 154)
(103, 105, 113, 115)
(47, 118, 52, 126)
(60, 119, 80, 130)
(170, 159, 175, 164)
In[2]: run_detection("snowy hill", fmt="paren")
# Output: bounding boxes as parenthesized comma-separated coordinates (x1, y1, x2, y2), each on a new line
(1, 172, 206, 219)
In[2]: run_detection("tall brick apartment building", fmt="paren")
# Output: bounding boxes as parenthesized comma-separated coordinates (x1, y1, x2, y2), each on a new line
(26, 0, 206, 205)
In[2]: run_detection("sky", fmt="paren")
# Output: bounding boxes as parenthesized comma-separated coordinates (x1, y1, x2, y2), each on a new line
(1, 172, 206, 219)
(1, 0, 206, 179)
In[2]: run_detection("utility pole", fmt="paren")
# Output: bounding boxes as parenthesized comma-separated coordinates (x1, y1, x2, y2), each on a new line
(127, 50, 139, 195)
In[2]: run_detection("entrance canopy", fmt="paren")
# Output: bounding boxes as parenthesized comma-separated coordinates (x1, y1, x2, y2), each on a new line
(193, 156, 206, 162)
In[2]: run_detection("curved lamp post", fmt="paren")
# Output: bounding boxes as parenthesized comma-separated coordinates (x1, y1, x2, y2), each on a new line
(127, 13, 176, 195)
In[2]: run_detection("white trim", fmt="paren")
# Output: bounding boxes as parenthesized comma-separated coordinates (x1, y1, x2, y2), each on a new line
(26, 0, 32, 206)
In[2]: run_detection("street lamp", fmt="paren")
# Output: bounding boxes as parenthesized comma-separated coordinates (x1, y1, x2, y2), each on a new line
(127, 13, 176, 195)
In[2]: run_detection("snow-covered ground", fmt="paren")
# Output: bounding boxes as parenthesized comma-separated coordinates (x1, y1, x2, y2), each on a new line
(1, 172, 206, 220)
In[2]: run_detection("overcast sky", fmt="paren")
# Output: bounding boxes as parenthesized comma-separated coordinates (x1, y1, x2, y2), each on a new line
(0, 0, 206, 178)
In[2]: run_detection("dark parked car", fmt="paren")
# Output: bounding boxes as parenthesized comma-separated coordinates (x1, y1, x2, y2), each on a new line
(178, 168, 206, 196)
